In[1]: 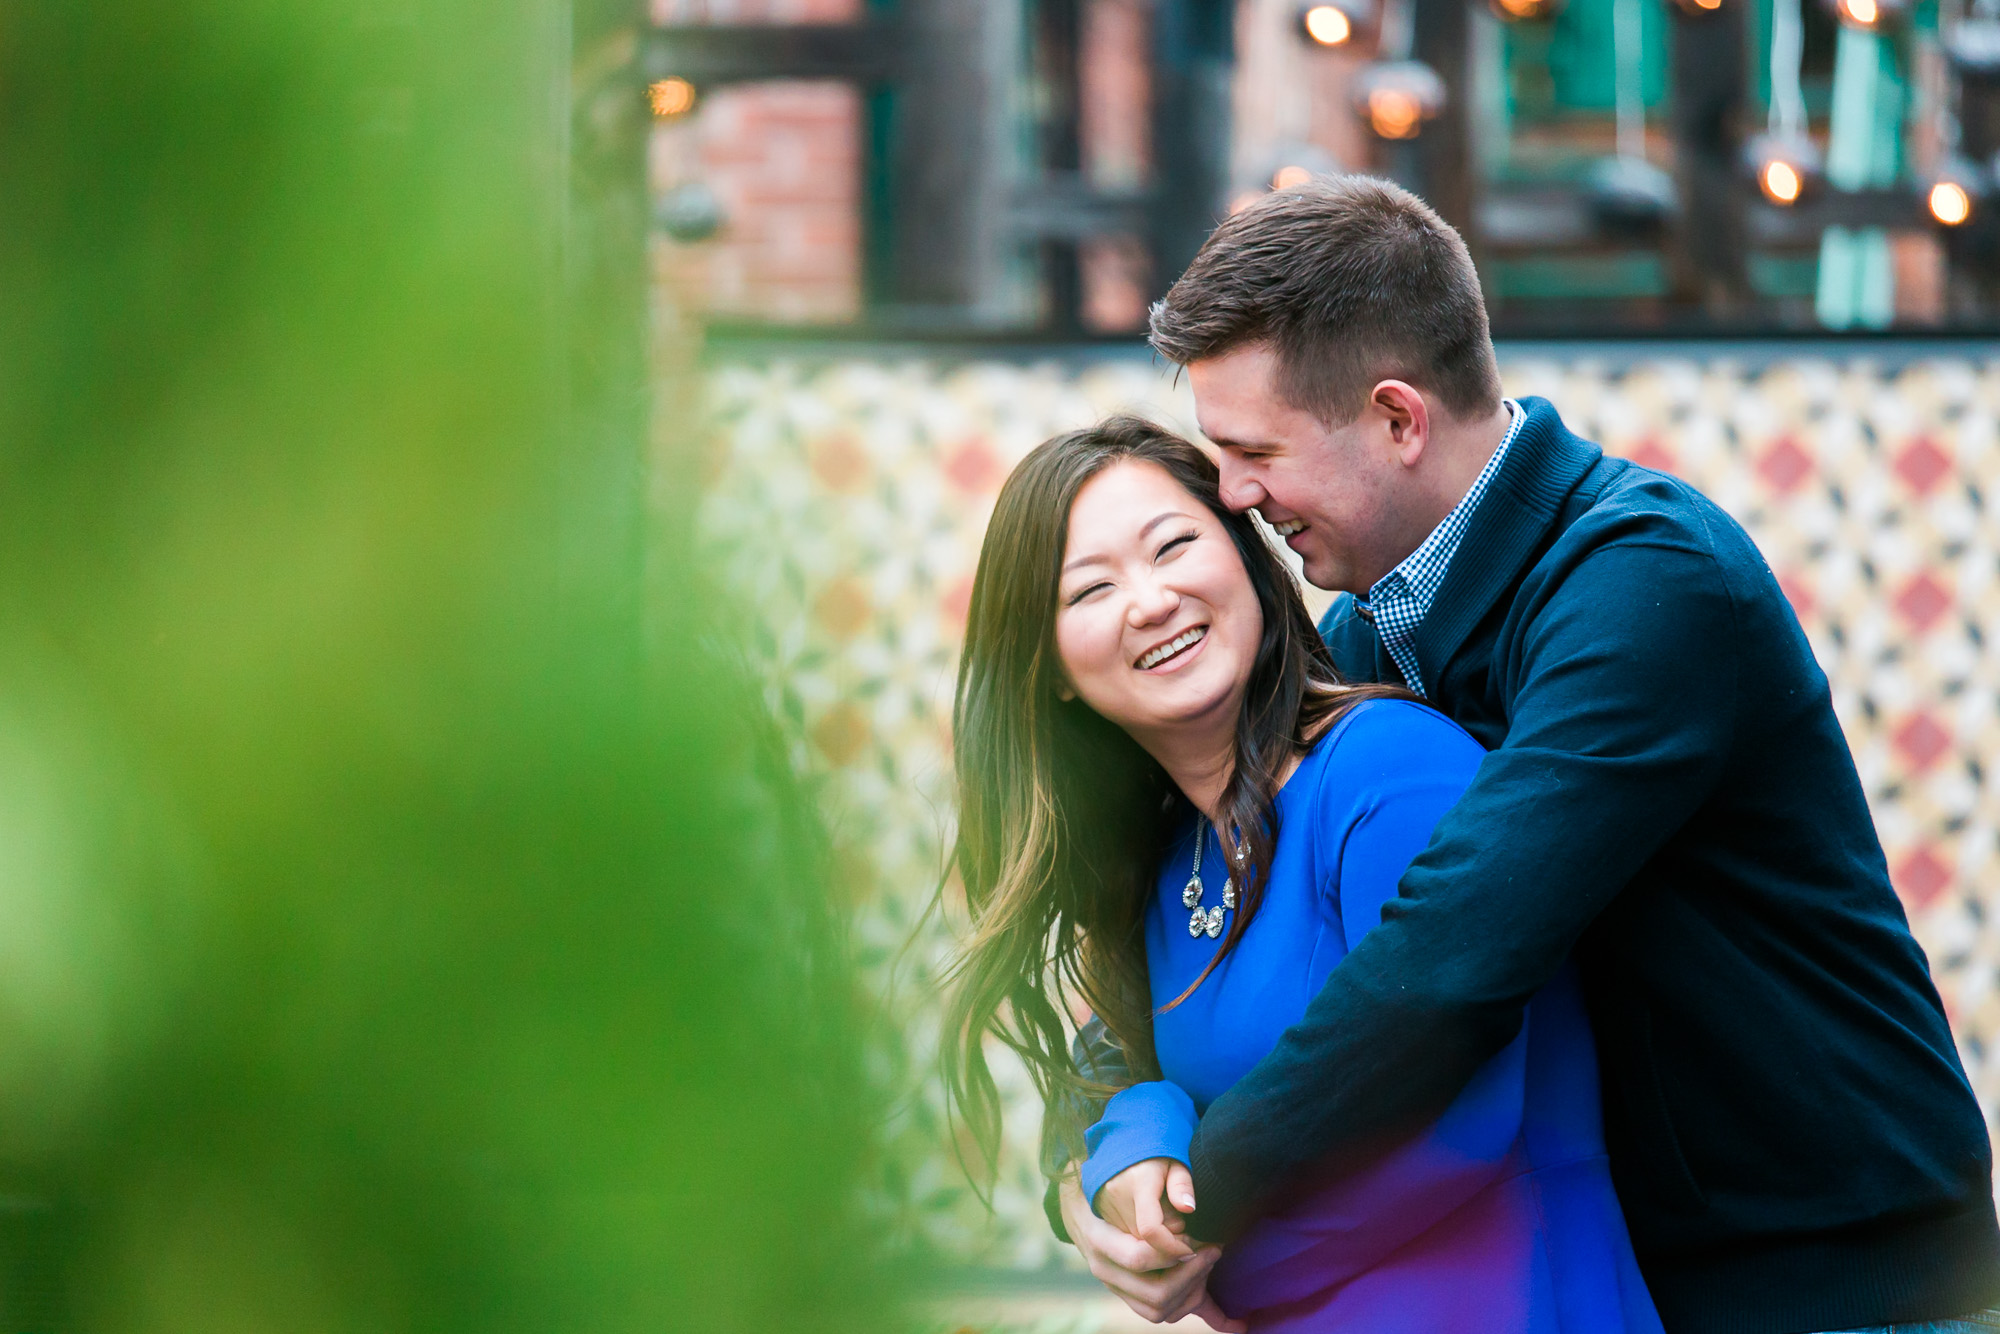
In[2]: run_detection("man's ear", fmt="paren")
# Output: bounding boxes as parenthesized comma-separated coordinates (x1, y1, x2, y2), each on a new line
(1371, 380, 1430, 467)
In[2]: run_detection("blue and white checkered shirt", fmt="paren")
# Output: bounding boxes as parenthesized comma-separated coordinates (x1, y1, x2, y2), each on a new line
(1356, 400, 1525, 698)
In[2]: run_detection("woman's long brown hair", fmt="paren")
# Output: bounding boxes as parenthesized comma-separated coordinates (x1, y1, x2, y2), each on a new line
(938, 415, 1415, 1188)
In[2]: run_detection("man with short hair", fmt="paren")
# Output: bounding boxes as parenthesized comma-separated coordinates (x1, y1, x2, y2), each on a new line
(1053, 176, 2000, 1334)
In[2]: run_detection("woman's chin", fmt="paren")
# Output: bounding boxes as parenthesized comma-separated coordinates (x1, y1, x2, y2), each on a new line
(1120, 675, 1243, 732)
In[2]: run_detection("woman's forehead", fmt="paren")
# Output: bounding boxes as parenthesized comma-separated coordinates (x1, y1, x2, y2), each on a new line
(1067, 458, 1198, 532)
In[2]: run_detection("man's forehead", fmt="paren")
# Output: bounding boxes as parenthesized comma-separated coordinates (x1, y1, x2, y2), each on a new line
(1187, 344, 1281, 392)
(1192, 383, 1300, 451)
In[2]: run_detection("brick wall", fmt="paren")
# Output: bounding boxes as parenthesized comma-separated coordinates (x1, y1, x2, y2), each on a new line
(652, 0, 1164, 330)
(653, 81, 862, 323)
(1231, 0, 1374, 191)
(650, 0, 865, 324)
(1078, 0, 1154, 332)
(1081, 0, 1150, 192)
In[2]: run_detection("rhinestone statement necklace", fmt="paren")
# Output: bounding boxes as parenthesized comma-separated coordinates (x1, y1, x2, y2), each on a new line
(1182, 823, 1244, 939)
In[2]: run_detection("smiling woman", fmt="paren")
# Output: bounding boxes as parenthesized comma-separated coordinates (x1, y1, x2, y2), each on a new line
(1053, 459, 1265, 761)
(936, 415, 1414, 1195)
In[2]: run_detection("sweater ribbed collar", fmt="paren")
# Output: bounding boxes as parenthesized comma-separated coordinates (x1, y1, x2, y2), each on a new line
(1404, 397, 1606, 697)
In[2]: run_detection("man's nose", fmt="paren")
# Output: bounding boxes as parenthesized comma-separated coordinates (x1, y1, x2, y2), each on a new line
(1216, 460, 1266, 513)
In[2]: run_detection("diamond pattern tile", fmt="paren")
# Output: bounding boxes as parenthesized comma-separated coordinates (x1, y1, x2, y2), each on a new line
(696, 349, 2000, 1264)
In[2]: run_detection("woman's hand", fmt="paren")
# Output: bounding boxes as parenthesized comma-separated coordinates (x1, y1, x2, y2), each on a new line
(1059, 1174, 1246, 1331)
(1095, 1156, 1198, 1258)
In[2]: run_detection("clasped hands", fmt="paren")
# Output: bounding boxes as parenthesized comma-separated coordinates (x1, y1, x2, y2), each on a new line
(1060, 1156, 1248, 1332)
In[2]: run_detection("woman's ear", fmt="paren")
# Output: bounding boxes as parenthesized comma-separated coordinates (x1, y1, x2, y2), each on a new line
(1056, 681, 1077, 702)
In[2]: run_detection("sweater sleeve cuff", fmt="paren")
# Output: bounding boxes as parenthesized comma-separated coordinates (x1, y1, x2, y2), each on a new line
(1182, 1130, 1256, 1244)
(1079, 1081, 1199, 1214)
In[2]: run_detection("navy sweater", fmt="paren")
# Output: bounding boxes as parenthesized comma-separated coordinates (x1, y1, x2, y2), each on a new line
(1155, 400, 2000, 1333)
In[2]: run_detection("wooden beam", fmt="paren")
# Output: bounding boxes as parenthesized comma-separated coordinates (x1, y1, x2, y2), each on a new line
(1410, 0, 1473, 237)
(872, 0, 1009, 318)
(1032, 0, 1086, 331)
(643, 22, 900, 85)
(1485, 183, 1936, 251)
(1668, 1, 1750, 309)
(1010, 174, 1155, 240)
(1149, 0, 1234, 296)
(1747, 189, 1932, 243)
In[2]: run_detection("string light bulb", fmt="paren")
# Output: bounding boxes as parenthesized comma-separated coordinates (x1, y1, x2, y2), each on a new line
(1297, 1, 1376, 48)
(1762, 158, 1803, 203)
(1489, 0, 1566, 20)
(1930, 180, 1972, 225)
(648, 77, 698, 119)
(1926, 159, 1986, 227)
(1748, 0, 1815, 208)
(1369, 89, 1421, 137)
(1669, 0, 1723, 14)
(1352, 61, 1447, 140)
(1245, 145, 1341, 201)
(1822, 0, 1905, 30)
(1303, 4, 1352, 44)
(1744, 133, 1821, 206)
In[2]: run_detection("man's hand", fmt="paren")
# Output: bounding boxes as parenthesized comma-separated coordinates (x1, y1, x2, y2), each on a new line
(1059, 1173, 1245, 1332)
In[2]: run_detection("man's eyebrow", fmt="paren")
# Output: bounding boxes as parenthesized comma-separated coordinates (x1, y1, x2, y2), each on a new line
(1059, 511, 1197, 575)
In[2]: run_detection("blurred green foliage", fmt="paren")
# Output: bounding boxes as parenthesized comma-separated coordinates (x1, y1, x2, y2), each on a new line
(0, 3, 893, 1330)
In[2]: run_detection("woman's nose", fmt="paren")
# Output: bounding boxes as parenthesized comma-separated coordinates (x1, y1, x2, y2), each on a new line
(1128, 576, 1179, 625)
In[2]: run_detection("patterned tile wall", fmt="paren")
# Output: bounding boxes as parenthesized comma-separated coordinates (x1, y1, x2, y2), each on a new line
(695, 347, 2000, 1267)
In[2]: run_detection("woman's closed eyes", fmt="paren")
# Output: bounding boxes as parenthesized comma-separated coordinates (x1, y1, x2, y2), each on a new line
(1064, 529, 1202, 606)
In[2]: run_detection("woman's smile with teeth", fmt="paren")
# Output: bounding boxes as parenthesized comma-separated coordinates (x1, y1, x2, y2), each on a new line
(1137, 625, 1208, 670)
(1272, 518, 1306, 538)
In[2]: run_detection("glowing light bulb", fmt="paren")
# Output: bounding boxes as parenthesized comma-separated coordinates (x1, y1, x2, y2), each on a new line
(1692, 0, 1722, 10)
(1490, 0, 1557, 18)
(1303, 4, 1353, 44)
(1273, 164, 1314, 189)
(1760, 159, 1803, 204)
(1930, 180, 1973, 225)
(1840, 0, 1879, 24)
(648, 77, 697, 119)
(1368, 89, 1423, 139)
(1352, 61, 1444, 140)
